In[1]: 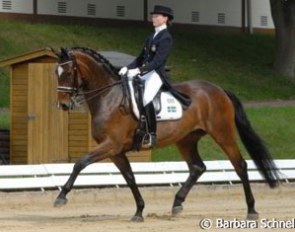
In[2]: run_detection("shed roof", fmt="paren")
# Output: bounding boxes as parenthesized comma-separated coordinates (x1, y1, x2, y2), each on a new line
(0, 48, 57, 67)
(0, 48, 135, 68)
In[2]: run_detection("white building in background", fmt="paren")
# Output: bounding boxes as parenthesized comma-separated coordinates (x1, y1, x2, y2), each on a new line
(148, 0, 274, 29)
(0, 0, 34, 14)
(0, 0, 274, 30)
(37, 0, 144, 21)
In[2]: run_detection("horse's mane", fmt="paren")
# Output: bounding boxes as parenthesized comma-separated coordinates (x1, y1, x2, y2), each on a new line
(70, 47, 121, 80)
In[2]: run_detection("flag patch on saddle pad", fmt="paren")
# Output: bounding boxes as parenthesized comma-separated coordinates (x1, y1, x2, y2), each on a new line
(167, 106, 177, 113)
(128, 80, 183, 121)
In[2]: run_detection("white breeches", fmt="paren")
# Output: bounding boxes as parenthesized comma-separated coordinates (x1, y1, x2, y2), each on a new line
(140, 71, 163, 106)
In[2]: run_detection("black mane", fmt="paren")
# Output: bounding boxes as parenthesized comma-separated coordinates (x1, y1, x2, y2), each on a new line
(69, 47, 121, 80)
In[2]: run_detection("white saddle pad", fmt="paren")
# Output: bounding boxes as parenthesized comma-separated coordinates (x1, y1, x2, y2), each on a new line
(128, 80, 183, 121)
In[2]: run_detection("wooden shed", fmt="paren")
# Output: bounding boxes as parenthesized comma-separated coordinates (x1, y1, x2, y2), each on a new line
(0, 48, 151, 164)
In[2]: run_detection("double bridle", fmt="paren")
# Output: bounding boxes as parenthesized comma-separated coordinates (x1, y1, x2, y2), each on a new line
(56, 60, 79, 94)
(56, 55, 123, 106)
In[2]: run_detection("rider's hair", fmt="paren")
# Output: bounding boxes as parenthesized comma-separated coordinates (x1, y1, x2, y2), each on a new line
(167, 19, 173, 27)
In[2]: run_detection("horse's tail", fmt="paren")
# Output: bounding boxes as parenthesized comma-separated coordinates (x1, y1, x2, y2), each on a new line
(224, 90, 280, 188)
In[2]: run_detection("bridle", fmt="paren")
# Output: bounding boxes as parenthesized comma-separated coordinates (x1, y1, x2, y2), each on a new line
(56, 57, 79, 95)
(56, 54, 122, 107)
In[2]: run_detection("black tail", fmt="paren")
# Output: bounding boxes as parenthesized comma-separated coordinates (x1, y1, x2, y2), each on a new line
(224, 90, 280, 188)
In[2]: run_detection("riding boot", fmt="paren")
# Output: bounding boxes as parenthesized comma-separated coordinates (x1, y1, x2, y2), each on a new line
(142, 102, 157, 148)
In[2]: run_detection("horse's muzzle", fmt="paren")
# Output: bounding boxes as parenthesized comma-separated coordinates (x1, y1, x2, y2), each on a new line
(60, 103, 69, 111)
(58, 102, 73, 111)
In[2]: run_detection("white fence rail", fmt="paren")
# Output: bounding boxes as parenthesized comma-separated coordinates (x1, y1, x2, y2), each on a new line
(0, 160, 294, 191)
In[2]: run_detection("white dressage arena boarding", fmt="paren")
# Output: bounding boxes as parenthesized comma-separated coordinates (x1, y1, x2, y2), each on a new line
(0, 160, 294, 191)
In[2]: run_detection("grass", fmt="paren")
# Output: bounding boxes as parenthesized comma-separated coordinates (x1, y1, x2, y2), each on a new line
(0, 20, 295, 108)
(152, 106, 295, 161)
(0, 68, 9, 108)
(0, 111, 9, 130)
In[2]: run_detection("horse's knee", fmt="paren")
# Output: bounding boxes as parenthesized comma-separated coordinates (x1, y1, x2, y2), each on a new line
(124, 173, 136, 186)
(235, 159, 248, 177)
(190, 164, 206, 177)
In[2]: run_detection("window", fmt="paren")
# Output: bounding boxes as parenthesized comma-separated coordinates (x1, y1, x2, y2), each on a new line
(217, 13, 225, 24)
(191, 11, 200, 23)
(87, 4, 96, 16)
(57, 1, 67, 14)
(116, 5, 125, 17)
(2, 0, 12, 10)
(261, 16, 268, 27)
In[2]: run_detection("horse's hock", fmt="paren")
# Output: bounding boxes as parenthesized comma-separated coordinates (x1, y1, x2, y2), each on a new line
(0, 48, 151, 164)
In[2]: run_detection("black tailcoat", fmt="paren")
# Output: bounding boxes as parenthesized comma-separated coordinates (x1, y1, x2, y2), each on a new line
(127, 29, 191, 108)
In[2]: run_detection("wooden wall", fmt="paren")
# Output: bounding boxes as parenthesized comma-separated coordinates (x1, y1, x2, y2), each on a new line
(10, 63, 28, 164)
(68, 111, 90, 162)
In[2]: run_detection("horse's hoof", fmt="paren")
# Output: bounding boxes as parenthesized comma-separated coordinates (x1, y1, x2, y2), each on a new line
(54, 197, 68, 208)
(247, 212, 259, 220)
(172, 205, 183, 216)
(130, 215, 144, 222)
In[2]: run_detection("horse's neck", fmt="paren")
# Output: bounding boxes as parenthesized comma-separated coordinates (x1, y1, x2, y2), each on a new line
(84, 67, 115, 90)
(86, 83, 122, 118)
(80, 61, 121, 116)
(76, 51, 117, 90)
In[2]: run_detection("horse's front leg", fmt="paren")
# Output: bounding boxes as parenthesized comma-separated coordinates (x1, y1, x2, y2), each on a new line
(111, 154, 145, 222)
(54, 140, 116, 207)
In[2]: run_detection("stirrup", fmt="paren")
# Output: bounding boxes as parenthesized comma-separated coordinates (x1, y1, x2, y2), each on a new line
(141, 133, 156, 149)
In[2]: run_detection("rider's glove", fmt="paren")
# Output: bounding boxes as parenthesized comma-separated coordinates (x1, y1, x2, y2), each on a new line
(118, 66, 128, 76)
(127, 68, 141, 78)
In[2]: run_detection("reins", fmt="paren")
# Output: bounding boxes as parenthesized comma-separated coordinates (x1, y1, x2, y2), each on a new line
(74, 80, 123, 105)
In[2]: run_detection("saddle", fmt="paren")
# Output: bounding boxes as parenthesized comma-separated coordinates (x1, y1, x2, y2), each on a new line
(128, 77, 183, 122)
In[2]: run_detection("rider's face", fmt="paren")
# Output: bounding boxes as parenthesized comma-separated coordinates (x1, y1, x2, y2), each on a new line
(152, 14, 168, 27)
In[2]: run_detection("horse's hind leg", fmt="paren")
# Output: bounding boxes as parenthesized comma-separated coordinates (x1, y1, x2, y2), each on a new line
(111, 154, 145, 222)
(172, 130, 206, 215)
(210, 128, 258, 220)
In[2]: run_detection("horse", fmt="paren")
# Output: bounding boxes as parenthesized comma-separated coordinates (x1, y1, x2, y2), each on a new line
(52, 47, 279, 222)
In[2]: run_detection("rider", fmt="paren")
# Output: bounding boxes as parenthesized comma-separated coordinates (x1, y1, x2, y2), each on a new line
(119, 5, 191, 148)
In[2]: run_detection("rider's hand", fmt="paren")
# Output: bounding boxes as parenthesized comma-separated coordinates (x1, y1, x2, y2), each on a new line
(127, 68, 140, 78)
(118, 66, 128, 76)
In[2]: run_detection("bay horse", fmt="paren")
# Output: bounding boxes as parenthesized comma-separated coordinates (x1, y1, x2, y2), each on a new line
(53, 47, 279, 222)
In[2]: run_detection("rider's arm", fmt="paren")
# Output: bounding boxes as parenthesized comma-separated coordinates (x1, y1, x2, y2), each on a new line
(138, 36, 172, 74)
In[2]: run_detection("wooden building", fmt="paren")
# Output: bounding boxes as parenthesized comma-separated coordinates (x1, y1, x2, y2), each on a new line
(0, 48, 151, 164)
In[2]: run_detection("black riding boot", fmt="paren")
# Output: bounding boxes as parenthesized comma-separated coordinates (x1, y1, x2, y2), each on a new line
(142, 102, 157, 148)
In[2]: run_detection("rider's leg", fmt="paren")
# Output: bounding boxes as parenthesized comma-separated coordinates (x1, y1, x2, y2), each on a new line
(140, 71, 162, 148)
(142, 71, 163, 106)
(143, 102, 157, 147)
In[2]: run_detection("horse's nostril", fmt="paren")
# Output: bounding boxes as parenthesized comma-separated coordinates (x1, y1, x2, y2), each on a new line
(61, 103, 69, 111)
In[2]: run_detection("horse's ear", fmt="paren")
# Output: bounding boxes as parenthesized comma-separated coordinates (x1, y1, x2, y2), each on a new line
(58, 47, 70, 61)
(49, 47, 61, 58)
(60, 47, 68, 56)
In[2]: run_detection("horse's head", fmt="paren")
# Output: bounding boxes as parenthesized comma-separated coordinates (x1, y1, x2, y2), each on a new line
(54, 48, 82, 111)
(53, 47, 122, 111)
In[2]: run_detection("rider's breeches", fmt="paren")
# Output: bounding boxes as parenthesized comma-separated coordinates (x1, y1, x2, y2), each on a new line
(140, 70, 163, 106)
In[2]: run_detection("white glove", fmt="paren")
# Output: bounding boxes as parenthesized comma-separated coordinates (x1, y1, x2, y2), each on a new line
(118, 66, 128, 76)
(127, 68, 141, 78)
